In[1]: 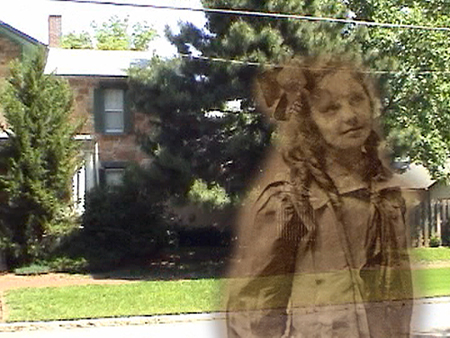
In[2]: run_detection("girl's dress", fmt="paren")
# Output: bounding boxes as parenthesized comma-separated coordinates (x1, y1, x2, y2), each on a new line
(226, 162, 413, 338)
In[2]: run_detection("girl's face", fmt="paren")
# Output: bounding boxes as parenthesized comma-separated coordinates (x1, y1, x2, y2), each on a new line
(309, 71, 372, 151)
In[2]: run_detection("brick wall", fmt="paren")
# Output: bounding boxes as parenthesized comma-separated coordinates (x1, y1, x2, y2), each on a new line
(0, 36, 21, 125)
(48, 15, 62, 48)
(65, 76, 150, 165)
(0, 35, 20, 79)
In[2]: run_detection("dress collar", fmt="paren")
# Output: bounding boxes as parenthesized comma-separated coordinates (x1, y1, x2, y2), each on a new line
(308, 175, 402, 210)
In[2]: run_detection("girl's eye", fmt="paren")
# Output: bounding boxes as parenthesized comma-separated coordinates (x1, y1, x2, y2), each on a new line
(322, 104, 340, 113)
(350, 93, 365, 105)
(311, 89, 332, 110)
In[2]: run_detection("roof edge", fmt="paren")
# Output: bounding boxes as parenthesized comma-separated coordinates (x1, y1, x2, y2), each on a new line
(0, 20, 45, 46)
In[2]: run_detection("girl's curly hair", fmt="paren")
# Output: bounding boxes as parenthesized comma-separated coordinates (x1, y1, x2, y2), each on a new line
(256, 55, 392, 225)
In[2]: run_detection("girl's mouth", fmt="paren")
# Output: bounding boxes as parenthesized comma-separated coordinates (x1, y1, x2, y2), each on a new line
(343, 126, 364, 134)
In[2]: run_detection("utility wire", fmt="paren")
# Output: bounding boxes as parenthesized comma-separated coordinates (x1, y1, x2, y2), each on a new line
(179, 54, 450, 75)
(48, 0, 450, 32)
(47, 0, 450, 74)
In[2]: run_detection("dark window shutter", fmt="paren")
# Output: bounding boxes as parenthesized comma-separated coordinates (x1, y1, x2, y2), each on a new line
(93, 88, 104, 133)
(123, 90, 133, 134)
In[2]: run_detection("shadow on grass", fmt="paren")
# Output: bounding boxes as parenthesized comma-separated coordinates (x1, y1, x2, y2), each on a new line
(90, 246, 232, 281)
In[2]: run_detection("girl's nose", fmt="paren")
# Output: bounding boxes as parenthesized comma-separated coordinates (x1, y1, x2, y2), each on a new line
(339, 101, 358, 125)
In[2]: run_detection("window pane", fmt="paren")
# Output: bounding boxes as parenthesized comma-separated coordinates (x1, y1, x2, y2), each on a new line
(105, 111, 124, 132)
(105, 168, 124, 186)
(104, 89, 124, 110)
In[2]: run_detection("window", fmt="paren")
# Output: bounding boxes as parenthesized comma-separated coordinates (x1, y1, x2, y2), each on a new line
(94, 84, 131, 134)
(100, 162, 127, 187)
(105, 168, 125, 186)
(104, 88, 124, 133)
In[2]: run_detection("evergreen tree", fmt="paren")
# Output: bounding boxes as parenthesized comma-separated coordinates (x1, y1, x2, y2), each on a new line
(0, 50, 82, 265)
(130, 0, 450, 209)
(128, 0, 363, 203)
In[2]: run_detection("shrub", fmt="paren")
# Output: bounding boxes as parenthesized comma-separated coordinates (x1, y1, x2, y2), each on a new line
(429, 235, 441, 248)
(187, 179, 231, 210)
(77, 167, 172, 270)
(47, 256, 88, 273)
(177, 227, 232, 247)
(14, 263, 51, 276)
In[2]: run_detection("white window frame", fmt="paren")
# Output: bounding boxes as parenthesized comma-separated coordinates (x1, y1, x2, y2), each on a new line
(104, 88, 125, 134)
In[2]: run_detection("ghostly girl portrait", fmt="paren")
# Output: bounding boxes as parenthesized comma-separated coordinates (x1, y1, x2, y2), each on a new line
(225, 56, 414, 338)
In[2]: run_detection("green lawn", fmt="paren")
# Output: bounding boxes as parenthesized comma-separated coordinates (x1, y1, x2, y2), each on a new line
(4, 247, 450, 323)
(411, 247, 450, 263)
(4, 267, 450, 323)
(413, 268, 450, 298)
(5, 279, 226, 322)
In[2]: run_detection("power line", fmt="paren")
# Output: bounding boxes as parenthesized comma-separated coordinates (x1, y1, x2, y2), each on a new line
(178, 53, 450, 75)
(180, 54, 271, 67)
(48, 0, 450, 32)
(47, 0, 450, 74)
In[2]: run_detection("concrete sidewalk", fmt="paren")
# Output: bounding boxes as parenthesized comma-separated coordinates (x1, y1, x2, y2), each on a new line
(412, 297, 450, 337)
(0, 314, 228, 337)
(0, 312, 226, 333)
(0, 297, 448, 337)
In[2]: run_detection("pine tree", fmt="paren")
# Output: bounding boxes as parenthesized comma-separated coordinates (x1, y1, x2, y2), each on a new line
(128, 0, 362, 203)
(0, 50, 82, 265)
(130, 0, 450, 199)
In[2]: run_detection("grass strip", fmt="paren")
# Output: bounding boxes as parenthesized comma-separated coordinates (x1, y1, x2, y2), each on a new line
(4, 267, 450, 323)
(5, 279, 225, 322)
(413, 268, 450, 298)
(411, 247, 450, 263)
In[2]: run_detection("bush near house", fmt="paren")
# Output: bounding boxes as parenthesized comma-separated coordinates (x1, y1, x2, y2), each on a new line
(56, 167, 174, 271)
(176, 226, 233, 247)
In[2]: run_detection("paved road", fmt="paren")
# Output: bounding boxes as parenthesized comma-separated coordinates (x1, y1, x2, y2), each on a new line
(0, 298, 449, 337)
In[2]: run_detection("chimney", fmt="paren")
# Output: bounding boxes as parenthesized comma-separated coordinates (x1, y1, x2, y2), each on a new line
(48, 15, 62, 47)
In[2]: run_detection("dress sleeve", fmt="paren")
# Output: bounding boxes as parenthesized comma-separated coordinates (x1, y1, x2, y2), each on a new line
(384, 189, 414, 337)
(226, 182, 304, 338)
(363, 188, 413, 337)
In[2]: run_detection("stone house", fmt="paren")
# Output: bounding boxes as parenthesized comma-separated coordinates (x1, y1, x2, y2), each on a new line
(44, 46, 152, 211)
(1, 16, 152, 212)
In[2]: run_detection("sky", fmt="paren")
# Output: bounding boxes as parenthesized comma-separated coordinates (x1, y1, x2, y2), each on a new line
(0, 0, 207, 57)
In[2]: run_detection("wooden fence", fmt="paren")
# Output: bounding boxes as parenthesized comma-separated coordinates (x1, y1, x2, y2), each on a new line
(410, 199, 450, 247)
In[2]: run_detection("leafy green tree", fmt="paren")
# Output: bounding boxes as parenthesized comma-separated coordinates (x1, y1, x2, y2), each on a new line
(131, 22, 158, 51)
(60, 31, 93, 49)
(0, 50, 82, 265)
(92, 16, 131, 50)
(61, 16, 157, 51)
(345, 0, 450, 180)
